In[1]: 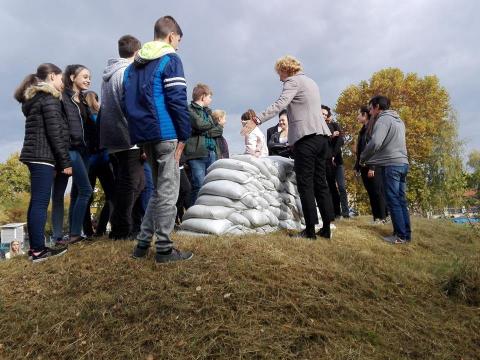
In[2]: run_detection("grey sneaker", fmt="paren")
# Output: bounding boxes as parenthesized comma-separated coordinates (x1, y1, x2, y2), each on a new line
(155, 248, 193, 263)
(132, 245, 149, 259)
(383, 235, 407, 244)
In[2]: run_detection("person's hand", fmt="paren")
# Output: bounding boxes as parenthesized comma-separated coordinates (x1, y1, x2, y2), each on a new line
(332, 130, 340, 137)
(175, 142, 185, 163)
(140, 152, 147, 161)
(368, 169, 375, 178)
(62, 167, 73, 176)
(331, 157, 336, 166)
(240, 119, 257, 136)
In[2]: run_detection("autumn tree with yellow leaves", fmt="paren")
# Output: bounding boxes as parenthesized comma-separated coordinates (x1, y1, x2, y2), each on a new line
(335, 68, 466, 213)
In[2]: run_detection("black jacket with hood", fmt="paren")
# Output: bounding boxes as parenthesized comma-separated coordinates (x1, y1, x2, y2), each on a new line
(62, 88, 97, 154)
(19, 83, 71, 169)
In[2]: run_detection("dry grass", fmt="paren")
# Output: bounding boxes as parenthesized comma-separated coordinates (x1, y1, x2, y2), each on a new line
(0, 217, 479, 359)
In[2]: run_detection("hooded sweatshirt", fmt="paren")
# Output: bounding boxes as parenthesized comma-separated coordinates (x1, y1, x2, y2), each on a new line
(99, 58, 133, 151)
(360, 110, 408, 166)
(123, 41, 191, 144)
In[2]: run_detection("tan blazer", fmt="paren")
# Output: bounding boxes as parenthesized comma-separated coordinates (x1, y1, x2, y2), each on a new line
(257, 72, 331, 145)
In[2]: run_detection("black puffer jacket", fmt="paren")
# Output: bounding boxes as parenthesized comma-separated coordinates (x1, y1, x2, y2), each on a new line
(19, 83, 71, 170)
(62, 88, 97, 154)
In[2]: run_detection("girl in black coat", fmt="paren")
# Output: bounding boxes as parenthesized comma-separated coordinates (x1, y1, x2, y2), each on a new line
(51, 65, 95, 244)
(14, 63, 71, 262)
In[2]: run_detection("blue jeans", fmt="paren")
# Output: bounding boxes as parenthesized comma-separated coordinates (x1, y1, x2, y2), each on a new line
(141, 162, 154, 213)
(188, 150, 216, 206)
(27, 163, 55, 251)
(51, 150, 93, 238)
(382, 164, 411, 240)
(335, 164, 349, 217)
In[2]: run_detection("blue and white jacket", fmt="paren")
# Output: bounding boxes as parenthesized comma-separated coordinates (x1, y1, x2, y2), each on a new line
(123, 41, 191, 144)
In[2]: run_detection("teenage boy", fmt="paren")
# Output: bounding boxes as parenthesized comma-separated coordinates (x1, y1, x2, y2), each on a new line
(99, 35, 145, 240)
(183, 83, 223, 206)
(124, 16, 192, 262)
(360, 95, 411, 244)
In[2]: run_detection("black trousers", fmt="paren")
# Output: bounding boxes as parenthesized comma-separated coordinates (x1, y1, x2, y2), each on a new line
(325, 161, 341, 217)
(293, 135, 334, 230)
(110, 149, 145, 238)
(83, 158, 115, 236)
(360, 167, 388, 220)
(176, 167, 192, 223)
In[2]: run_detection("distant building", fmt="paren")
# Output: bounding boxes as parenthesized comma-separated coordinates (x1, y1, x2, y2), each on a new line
(0, 223, 26, 245)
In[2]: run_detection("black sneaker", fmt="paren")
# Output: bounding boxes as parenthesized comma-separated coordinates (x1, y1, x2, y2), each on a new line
(289, 230, 316, 239)
(31, 247, 67, 263)
(132, 245, 150, 259)
(155, 248, 193, 263)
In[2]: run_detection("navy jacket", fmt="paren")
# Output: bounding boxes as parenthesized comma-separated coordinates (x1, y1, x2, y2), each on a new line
(123, 53, 191, 144)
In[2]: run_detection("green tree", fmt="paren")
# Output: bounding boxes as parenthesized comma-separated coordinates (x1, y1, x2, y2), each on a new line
(0, 152, 30, 206)
(335, 68, 466, 213)
(466, 150, 480, 196)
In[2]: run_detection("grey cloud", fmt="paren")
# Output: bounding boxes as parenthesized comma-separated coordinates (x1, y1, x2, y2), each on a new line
(1, 0, 478, 162)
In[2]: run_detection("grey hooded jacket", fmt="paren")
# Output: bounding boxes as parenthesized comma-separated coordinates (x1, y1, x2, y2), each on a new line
(360, 110, 409, 166)
(99, 58, 133, 151)
(257, 72, 331, 145)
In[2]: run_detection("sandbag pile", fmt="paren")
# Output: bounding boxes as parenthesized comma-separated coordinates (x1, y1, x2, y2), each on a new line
(180, 155, 321, 236)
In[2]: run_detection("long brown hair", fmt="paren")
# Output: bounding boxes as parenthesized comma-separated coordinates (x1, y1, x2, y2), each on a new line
(241, 109, 256, 121)
(84, 91, 100, 113)
(14, 63, 62, 103)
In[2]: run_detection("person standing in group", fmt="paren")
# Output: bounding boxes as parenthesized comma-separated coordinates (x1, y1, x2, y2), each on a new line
(360, 95, 411, 244)
(322, 105, 350, 219)
(83, 91, 116, 237)
(124, 15, 192, 263)
(183, 84, 224, 206)
(51, 65, 95, 245)
(14, 63, 70, 262)
(354, 106, 388, 224)
(241, 109, 268, 158)
(211, 109, 229, 159)
(241, 55, 334, 239)
(98, 35, 145, 240)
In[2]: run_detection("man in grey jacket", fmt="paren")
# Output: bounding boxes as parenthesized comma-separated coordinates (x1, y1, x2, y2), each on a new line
(360, 95, 411, 244)
(242, 55, 334, 239)
(99, 35, 145, 240)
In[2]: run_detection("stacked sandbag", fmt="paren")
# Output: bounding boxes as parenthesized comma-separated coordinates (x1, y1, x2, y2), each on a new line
(179, 155, 319, 236)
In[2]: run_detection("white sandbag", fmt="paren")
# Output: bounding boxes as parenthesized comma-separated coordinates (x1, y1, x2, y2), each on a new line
(270, 176, 281, 190)
(240, 194, 260, 209)
(259, 158, 280, 178)
(264, 209, 279, 227)
(279, 193, 297, 205)
(227, 212, 252, 227)
(268, 156, 294, 180)
(242, 209, 271, 228)
(180, 218, 236, 235)
(255, 225, 277, 234)
(196, 195, 248, 210)
(243, 182, 261, 194)
(281, 181, 298, 197)
(250, 177, 265, 191)
(204, 168, 251, 185)
(263, 192, 281, 207)
(183, 205, 235, 221)
(231, 154, 272, 178)
(207, 158, 260, 175)
(198, 180, 250, 200)
(286, 172, 297, 185)
(259, 177, 276, 191)
(269, 206, 281, 218)
(279, 219, 304, 231)
(256, 196, 270, 209)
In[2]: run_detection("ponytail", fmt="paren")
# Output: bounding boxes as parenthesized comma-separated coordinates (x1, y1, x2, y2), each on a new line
(13, 63, 62, 104)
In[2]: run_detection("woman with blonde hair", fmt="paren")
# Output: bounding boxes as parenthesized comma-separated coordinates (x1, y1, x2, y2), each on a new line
(5, 241, 25, 259)
(241, 55, 334, 239)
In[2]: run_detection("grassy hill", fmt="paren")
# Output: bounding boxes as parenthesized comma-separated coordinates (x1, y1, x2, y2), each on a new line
(0, 217, 479, 359)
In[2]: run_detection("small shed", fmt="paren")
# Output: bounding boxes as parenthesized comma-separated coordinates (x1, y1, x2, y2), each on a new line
(0, 223, 26, 244)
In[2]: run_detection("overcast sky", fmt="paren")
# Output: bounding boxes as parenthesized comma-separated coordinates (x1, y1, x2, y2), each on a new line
(1, 0, 479, 164)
